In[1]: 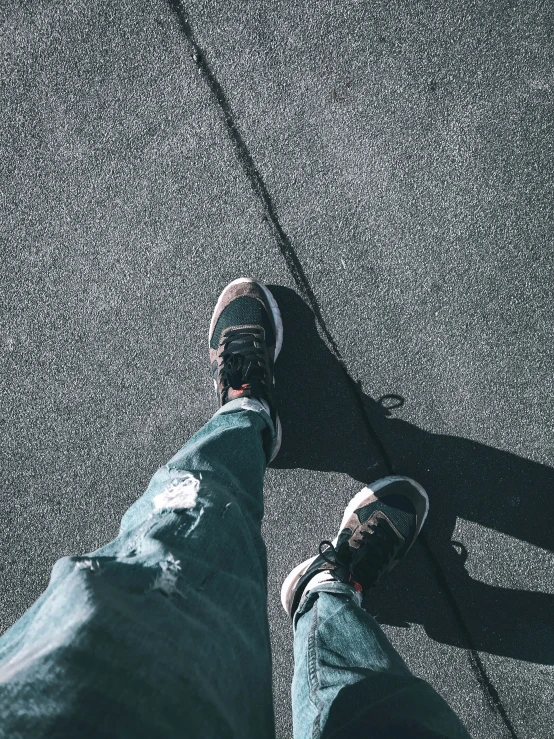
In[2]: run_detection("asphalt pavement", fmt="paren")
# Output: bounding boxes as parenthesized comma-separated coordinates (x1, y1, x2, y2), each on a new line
(2, 1, 553, 737)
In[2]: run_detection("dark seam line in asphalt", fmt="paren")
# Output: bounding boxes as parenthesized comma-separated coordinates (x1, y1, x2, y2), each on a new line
(419, 535, 519, 739)
(166, 2, 519, 736)
(167, 0, 392, 472)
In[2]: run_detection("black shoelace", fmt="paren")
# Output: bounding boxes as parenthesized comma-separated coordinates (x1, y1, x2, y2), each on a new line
(319, 518, 401, 589)
(319, 539, 349, 568)
(219, 328, 270, 402)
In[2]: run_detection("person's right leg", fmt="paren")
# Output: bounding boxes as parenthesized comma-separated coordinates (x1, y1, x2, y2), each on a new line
(282, 476, 472, 739)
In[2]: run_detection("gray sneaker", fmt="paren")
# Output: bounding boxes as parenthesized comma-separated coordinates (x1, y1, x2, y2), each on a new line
(281, 476, 429, 618)
(209, 278, 283, 461)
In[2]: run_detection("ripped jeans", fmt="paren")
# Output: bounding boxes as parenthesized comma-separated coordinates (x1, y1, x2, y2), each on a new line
(0, 401, 470, 739)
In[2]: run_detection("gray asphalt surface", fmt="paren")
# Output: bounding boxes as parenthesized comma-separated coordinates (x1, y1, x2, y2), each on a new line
(2, 1, 553, 737)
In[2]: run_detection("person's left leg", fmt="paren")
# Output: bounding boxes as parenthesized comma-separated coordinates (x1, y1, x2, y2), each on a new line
(282, 477, 471, 739)
(0, 278, 282, 739)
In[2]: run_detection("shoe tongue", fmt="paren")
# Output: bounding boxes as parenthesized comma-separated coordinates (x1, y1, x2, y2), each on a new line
(336, 519, 398, 590)
(351, 542, 385, 575)
(223, 346, 263, 391)
(350, 523, 398, 587)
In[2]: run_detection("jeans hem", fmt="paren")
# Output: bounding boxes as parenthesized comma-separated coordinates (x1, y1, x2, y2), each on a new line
(213, 398, 277, 461)
(293, 581, 362, 631)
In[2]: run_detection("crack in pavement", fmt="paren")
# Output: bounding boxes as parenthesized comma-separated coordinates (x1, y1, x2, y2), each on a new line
(166, 2, 519, 736)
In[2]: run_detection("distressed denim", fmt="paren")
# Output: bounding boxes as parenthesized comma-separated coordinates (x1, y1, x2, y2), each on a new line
(0, 401, 469, 739)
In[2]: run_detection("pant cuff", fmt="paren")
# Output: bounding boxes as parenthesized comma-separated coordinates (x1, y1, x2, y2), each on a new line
(213, 398, 277, 458)
(293, 580, 362, 629)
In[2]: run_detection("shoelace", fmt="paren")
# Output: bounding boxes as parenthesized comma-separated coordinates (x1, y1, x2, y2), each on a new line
(318, 518, 401, 589)
(318, 539, 363, 590)
(318, 539, 349, 568)
(219, 328, 270, 401)
(352, 520, 401, 573)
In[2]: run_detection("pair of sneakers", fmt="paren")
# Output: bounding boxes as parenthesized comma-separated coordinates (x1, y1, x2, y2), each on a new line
(209, 278, 429, 619)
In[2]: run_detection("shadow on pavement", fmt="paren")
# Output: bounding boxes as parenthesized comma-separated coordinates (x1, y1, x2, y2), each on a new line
(269, 285, 554, 666)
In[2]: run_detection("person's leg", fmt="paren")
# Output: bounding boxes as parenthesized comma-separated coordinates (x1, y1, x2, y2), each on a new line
(0, 278, 282, 739)
(292, 585, 471, 739)
(283, 477, 471, 739)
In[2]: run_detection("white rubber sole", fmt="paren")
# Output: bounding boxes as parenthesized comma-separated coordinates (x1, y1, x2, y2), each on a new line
(208, 277, 283, 358)
(209, 277, 283, 462)
(280, 476, 429, 615)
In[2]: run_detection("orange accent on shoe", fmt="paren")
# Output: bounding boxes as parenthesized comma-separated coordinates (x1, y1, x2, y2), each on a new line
(351, 579, 363, 592)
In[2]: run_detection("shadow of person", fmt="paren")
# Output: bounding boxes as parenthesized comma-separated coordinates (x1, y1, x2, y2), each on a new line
(268, 285, 554, 666)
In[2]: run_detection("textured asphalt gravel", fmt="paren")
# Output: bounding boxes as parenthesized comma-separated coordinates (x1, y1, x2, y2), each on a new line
(2, 1, 553, 737)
